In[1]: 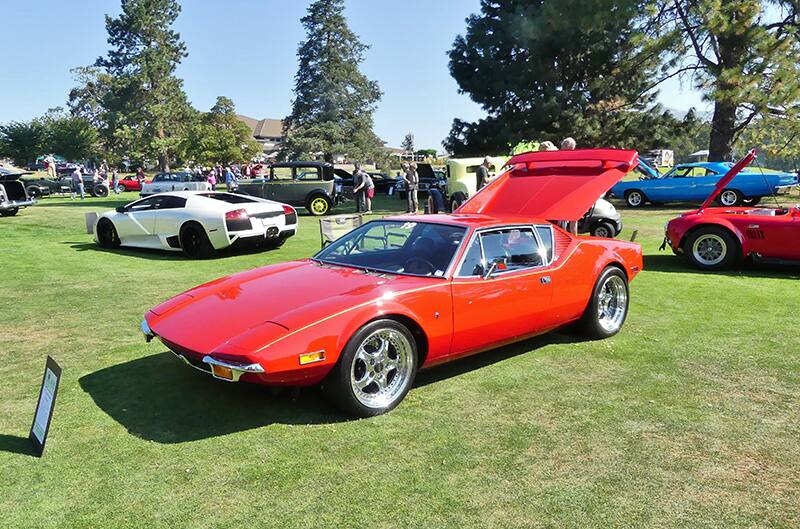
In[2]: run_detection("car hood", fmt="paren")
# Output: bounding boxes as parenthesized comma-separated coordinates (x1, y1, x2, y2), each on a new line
(699, 150, 756, 210)
(0, 168, 29, 181)
(146, 260, 434, 353)
(457, 149, 638, 220)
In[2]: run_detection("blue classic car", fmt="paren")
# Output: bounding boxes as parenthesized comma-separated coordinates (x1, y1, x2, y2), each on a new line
(610, 161, 798, 207)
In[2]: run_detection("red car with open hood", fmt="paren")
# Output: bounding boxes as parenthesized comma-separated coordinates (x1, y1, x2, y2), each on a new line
(662, 149, 800, 270)
(142, 149, 644, 417)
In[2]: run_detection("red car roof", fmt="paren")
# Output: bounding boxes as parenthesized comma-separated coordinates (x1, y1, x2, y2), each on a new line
(457, 148, 638, 221)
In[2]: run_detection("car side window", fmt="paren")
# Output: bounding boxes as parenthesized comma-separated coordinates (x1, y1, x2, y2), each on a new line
(481, 228, 543, 272)
(535, 225, 553, 264)
(271, 167, 293, 181)
(159, 196, 187, 209)
(128, 197, 159, 212)
(152, 174, 166, 182)
(296, 167, 321, 181)
(456, 236, 484, 276)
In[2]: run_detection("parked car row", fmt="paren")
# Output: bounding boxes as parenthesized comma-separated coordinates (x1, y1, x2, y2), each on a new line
(24, 173, 110, 198)
(610, 160, 798, 207)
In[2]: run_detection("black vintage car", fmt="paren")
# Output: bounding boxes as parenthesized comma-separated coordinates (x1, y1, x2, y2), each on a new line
(23, 173, 109, 198)
(237, 161, 346, 216)
(0, 169, 35, 216)
(395, 163, 446, 200)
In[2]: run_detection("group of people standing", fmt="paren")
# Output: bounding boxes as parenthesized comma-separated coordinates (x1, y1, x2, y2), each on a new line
(200, 164, 240, 192)
(68, 160, 119, 199)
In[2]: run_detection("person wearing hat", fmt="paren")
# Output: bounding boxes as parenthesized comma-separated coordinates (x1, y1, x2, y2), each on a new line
(561, 137, 577, 150)
(538, 141, 558, 151)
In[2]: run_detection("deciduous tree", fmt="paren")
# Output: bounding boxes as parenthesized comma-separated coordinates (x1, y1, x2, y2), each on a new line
(643, 1, 800, 161)
(445, 0, 703, 156)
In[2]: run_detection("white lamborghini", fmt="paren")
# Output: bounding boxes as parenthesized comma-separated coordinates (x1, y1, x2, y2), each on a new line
(94, 191, 298, 258)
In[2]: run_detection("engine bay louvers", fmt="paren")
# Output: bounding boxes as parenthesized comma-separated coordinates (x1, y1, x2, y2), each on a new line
(553, 230, 572, 260)
(746, 228, 765, 240)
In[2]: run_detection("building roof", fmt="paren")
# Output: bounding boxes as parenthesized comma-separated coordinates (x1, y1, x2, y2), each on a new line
(236, 115, 284, 139)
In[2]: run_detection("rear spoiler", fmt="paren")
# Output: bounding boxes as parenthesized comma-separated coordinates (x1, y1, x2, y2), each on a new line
(698, 149, 756, 211)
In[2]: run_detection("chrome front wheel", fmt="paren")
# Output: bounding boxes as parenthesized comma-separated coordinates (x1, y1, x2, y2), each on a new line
(350, 328, 414, 409)
(691, 234, 726, 266)
(328, 320, 418, 417)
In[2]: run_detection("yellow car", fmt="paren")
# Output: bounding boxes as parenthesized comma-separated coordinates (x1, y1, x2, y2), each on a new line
(445, 156, 509, 211)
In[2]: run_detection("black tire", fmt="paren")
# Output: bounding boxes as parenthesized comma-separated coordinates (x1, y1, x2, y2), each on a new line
(624, 189, 646, 208)
(26, 186, 41, 198)
(683, 226, 739, 271)
(96, 218, 121, 248)
(93, 185, 109, 198)
(180, 222, 214, 259)
(579, 266, 630, 339)
(450, 192, 467, 212)
(742, 196, 761, 206)
(591, 220, 617, 238)
(0, 207, 20, 217)
(306, 194, 332, 216)
(325, 319, 418, 417)
(716, 188, 742, 207)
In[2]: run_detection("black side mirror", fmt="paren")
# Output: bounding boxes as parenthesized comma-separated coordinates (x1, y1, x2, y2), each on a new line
(115, 206, 126, 213)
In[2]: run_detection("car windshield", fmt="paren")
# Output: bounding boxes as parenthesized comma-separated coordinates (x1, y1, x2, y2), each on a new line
(314, 220, 467, 278)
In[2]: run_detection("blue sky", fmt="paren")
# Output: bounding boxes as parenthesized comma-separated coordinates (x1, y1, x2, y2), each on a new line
(0, 0, 707, 150)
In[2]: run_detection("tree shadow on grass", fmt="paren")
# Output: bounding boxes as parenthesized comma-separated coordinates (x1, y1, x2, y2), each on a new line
(79, 352, 345, 444)
(644, 254, 800, 279)
(0, 434, 37, 457)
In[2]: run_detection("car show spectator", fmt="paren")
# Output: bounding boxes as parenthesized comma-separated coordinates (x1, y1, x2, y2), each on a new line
(111, 169, 119, 194)
(353, 162, 367, 213)
(71, 165, 84, 200)
(207, 169, 217, 190)
(476, 157, 491, 191)
(560, 137, 579, 234)
(44, 154, 56, 178)
(225, 166, 237, 192)
(136, 167, 146, 184)
(364, 171, 375, 213)
(538, 141, 558, 151)
(404, 162, 420, 214)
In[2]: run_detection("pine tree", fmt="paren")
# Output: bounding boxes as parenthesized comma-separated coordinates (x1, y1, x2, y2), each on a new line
(94, 0, 193, 170)
(281, 0, 382, 162)
(401, 133, 415, 153)
(445, 0, 690, 156)
(644, 1, 800, 161)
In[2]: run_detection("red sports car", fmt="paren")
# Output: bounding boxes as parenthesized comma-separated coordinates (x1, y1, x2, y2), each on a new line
(116, 175, 150, 193)
(663, 149, 800, 270)
(141, 149, 644, 416)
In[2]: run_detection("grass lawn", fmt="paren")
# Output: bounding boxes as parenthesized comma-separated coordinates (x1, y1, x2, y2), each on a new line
(1, 191, 799, 528)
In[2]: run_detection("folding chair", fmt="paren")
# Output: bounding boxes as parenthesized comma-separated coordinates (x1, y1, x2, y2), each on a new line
(319, 214, 363, 248)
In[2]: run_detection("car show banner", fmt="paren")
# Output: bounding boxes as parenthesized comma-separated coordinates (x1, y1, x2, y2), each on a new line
(29, 356, 62, 457)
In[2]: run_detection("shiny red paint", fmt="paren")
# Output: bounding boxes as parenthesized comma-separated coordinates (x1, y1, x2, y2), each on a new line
(144, 217, 643, 387)
(665, 150, 800, 263)
(458, 149, 638, 220)
(144, 149, 644, 388)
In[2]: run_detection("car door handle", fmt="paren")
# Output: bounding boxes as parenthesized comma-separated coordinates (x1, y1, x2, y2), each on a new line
(540, 276, 551, 284)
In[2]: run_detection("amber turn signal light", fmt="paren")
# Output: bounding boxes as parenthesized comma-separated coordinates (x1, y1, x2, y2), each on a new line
(299, 351, 325, 365)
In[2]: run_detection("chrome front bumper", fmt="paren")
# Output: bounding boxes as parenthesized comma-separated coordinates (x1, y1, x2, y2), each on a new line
(142, 319, 263, 382)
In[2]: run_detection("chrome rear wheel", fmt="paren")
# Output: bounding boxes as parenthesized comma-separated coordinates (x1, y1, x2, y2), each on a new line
(597, 275, 628, 333)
